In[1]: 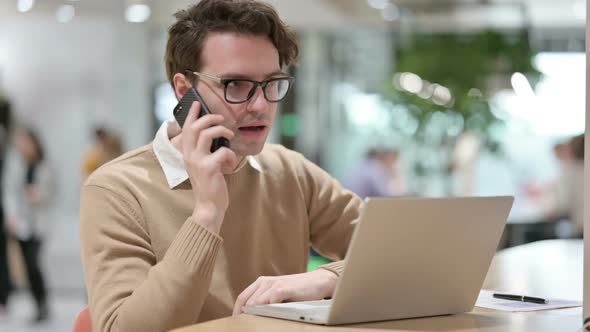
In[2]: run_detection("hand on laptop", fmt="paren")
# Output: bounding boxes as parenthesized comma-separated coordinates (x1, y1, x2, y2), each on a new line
(232, 268, 338, 316)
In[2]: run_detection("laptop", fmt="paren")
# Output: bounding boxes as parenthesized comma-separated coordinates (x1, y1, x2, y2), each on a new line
(243, 196, 514, 325)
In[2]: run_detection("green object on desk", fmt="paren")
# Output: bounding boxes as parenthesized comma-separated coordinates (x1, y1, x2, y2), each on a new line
(307, 256, 330, 271)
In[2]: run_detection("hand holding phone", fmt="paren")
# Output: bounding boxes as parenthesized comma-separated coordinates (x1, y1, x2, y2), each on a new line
(174, 87, 237, 235)
(173, 87, 230, 153)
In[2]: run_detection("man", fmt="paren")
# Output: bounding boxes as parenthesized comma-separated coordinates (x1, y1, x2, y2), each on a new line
(345, 148, 401, 198)
(80, 1, 362, 331)
(81, 127, 124, 180)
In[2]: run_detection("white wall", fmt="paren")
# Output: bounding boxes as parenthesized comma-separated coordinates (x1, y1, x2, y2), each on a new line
(0, 15, 152, 217)
(0, 15, 153, 290)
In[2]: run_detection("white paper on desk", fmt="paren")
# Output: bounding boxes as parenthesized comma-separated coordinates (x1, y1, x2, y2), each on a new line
(475, 290, 582, 312)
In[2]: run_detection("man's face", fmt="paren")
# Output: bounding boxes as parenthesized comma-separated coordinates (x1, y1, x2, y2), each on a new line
(380, 152, 398, 171)
(194, 32, 282, 157)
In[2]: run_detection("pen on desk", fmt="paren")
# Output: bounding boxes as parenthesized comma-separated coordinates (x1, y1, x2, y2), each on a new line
(493, 293, 547, 304)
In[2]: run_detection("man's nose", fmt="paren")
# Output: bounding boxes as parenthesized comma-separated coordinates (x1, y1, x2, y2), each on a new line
(246, 86, 269, 114)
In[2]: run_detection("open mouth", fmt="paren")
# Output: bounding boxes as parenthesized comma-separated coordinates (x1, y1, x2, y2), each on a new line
(238, 126, 266, 132)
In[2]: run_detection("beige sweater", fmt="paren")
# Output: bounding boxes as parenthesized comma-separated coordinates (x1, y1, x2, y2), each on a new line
(80, 143, 362, 332)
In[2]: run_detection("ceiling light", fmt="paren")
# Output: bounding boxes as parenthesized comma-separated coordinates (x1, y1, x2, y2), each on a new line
(367, 0, 390, 10)
(418, 82, 436, 99)
(432, 86, 453, 106)
(399, 73, 423, 94)
(17, 0, 34, 13)
(381, 3, 400, 22)
(56, 4, 75, 23)
(125, 4, 151, 23)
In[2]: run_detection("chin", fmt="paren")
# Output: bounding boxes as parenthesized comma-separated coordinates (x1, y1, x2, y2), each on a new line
(231, 141, 265, 157)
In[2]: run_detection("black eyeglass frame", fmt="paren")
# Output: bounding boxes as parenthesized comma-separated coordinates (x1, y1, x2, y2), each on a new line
(185, 70, 295, 104)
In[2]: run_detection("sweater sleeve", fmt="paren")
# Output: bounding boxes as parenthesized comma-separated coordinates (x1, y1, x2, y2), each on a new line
(299, 156, 363, 276)
(80, 184, 222, 332)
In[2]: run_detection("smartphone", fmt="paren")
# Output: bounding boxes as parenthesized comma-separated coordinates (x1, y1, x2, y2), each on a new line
(173, 87, 230, 153)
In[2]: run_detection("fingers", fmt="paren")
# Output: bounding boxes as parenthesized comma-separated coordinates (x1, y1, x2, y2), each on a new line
(210, 147, 238, 171)
(181, 101, 200, 153)
(186, 147, 237, 178)
(181, 102, 226, 156)
(195, 126, 234, 154)
(257, 286, 294, 306)
(245, 285, 294, 307)
(246, 279, 272, 307)
(233, 280, 262, 316)
(181, 107, 238, 175)
(238, 278, 295, 310)
(268, 287, 293, 304)
(250, 287, 274, 306)
(232, 277, 291, 316)
(233, 272, 337, 316)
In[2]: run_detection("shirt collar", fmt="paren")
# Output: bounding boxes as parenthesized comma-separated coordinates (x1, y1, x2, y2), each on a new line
(152, 119, 262, 189)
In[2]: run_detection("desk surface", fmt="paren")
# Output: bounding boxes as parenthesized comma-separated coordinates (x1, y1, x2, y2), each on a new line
(172, 240, 583, 332)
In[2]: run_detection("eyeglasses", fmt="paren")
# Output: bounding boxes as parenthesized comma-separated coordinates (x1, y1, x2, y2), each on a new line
(186, 71, 294, 104)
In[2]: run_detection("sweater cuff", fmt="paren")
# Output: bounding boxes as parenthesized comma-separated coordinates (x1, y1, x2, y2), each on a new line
(318, 260, 345, 277)
(165, 217, 223, 276)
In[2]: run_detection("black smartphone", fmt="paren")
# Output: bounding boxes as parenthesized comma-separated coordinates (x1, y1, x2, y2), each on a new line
(173, 87, 230, 153)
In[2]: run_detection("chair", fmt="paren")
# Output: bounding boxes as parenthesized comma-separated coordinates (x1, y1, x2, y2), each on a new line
(73, 307, 92, 332)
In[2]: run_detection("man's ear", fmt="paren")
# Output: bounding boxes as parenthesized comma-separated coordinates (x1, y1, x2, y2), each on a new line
(172, 73, 192, 100)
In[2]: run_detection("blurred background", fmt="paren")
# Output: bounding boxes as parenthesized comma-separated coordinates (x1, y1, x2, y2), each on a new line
(0, 0, 585, 330)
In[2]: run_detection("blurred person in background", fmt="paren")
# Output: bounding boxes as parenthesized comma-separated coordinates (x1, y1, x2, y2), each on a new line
(450, 132, 481, 196)
(80, 1, 362, 331)
(569, 134, 584, 236)
(545, 134, 584, 237)
(344, 147, 402, 198)
(102, 132, 124, 164)
(527, 135, 584, 238)
(81, 127, 124, 180)
(387, 149, 406, 196)
(0, 98, 11, 314)
(524, 141, 574, 200)
(4, 127, 53, 323)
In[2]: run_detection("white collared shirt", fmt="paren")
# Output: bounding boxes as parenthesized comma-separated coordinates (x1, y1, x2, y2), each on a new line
(152, 120, 263, 189)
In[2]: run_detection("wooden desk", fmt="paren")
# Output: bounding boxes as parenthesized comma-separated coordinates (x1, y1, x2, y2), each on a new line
(172, 240, 583, 332)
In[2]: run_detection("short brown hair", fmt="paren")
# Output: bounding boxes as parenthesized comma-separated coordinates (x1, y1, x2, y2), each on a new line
(165, 0, 299, 89)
